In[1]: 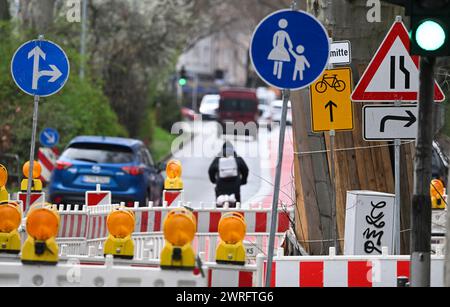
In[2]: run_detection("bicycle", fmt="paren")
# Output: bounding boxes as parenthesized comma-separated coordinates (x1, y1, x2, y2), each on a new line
(315, 74, 346, 93)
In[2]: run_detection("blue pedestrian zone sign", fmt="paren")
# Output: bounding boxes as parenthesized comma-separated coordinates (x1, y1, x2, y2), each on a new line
(250, 10, 330, 90)
(39, 128, 60, 148)
(11, 40, 70, 97)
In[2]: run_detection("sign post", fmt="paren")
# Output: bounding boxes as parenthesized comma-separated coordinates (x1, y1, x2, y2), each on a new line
(11, 36, 70, 209)
(352, 17, 446, 255)
(250, 4, 329, 286)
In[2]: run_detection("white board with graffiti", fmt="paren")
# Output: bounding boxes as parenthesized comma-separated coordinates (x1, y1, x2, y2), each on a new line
(344, 191, 395, 255)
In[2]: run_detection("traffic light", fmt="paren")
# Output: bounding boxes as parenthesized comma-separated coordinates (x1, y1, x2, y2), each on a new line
(160, 208, 197, 270)
(21, 203, 60, 265)
(216, 212, 247, 265)
(104, 208, 135, 259)
(410, 0, 450, 56)
(179, 66, 188, 86)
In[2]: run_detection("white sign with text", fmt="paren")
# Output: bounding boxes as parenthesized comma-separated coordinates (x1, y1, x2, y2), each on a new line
(329, 41, 351, 65)
(344, 191, 395, 255)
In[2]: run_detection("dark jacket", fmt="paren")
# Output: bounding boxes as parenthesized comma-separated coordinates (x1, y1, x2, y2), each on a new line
(208, 144, 249, 202)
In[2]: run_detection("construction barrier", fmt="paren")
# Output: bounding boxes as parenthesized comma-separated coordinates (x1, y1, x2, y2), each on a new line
(85, 185, 111, 207)
(207, 262, 257, 287)
(37, 147, 59, 183)
(17, 192, 45, 212)
(163, 190, 184, 207)
(257, 248, 446, 287)
(55, 205, 89, 239)
(0, 255, 206, 287)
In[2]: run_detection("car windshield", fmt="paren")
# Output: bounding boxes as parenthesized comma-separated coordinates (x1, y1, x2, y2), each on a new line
(220, 99, 257, 112)
(62, 143, 135, 164)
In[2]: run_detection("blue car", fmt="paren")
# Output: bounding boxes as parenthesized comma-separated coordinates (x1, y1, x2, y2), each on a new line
(49, 136, 164, 207)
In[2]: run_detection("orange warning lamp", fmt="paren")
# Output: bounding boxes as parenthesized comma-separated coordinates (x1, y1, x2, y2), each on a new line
(21, 203, 60, 264)
(160, 208, 197, 269)
(23, 161, 42, 179)
(0, 164, 8, 202)
(430, 179, 446, 210)
(104, 209, 136, 259)
(216, 212, 247, 265)
(0, 164, 7, 187)
(0, 201, 22, 254)
(20, 161, 43, 192)
(164, 160, 183, 190)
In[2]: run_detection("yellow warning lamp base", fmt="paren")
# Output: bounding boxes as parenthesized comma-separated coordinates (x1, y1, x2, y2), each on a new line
(160, 241, 196, 270)
(215, 241, 246, 266)
(432, 197, 446, 210)
(0, 187, 8, 202)
(21, 237, 59, 265)
(20, 179, 43, 193)
(104, 235, 135, 260)
(0, 230, 21, 254)
(164, 178, 184, 191)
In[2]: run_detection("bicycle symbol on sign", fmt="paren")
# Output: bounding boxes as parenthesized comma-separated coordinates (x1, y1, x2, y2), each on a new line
(315, 74, 346, 93)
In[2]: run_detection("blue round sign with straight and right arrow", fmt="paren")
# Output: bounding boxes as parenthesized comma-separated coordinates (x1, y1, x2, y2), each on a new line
(39, 128, 60, 148)
(250, 10, 330, 90)
(11, 40, 70, 97)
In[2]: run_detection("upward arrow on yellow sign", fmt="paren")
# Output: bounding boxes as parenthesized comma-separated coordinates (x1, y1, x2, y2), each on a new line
(310, 67, 354, 133)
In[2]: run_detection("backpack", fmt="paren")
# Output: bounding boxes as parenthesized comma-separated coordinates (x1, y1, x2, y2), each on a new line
(218, 156, 238, 179)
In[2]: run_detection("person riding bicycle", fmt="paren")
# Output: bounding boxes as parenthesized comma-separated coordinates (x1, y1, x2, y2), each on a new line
(208, 141, 249, 207)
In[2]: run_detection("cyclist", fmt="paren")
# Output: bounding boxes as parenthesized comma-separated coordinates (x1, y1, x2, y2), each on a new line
(208, 141, 249, 207)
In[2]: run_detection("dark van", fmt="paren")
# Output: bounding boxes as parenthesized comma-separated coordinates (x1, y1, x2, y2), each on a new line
(217, 88, 259, 138)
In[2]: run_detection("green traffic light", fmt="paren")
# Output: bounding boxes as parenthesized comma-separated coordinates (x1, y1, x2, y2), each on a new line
(415, 20, 446, 51)
(178, 78, 187, 86)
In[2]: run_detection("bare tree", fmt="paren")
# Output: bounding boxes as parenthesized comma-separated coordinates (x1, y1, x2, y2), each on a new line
(0, 0, 10, 21)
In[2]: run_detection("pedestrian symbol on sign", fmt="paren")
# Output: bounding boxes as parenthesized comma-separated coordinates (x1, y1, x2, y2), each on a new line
(267, 18, 311, 81)
(250, 10, 329, 90)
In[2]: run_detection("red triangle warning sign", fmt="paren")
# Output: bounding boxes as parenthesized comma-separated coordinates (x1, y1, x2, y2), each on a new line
(352, 21, 445, 102)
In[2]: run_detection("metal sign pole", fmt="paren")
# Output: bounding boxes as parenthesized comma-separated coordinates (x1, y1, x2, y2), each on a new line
(25, 94, 40, 210)
(265, 89, 290, 287)
(330, 129, 339, 254)
(394, 100, 401, 255)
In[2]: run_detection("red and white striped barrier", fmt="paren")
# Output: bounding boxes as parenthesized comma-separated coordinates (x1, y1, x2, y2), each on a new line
(17, 192, 45, 212)
(258, 249, 445, 287)
(163, 190, 184, 207)
(38, 147, 59, 182)
(85, 185, 111, 207)
(131, 206, 294, 234)
(207, 263, 256, 287)
(54, 205, 89, 239)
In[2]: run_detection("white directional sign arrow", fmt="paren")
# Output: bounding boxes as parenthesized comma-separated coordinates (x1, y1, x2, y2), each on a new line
(363, 105, 418, 141)
(43, 131, 56, 144)
(28, 46, 63, 90)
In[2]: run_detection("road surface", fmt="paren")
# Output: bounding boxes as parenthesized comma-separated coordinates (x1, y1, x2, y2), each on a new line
(172, 121, 295, 209)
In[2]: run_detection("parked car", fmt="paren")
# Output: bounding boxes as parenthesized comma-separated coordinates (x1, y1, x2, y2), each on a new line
(217, 88, 259, 138)
(269, 99, 292, 127)
(49, 136, 164, 207)
(199, 94, 220, 120)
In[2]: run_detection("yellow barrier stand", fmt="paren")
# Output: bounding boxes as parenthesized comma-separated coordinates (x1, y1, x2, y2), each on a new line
(0, 201, 22, 254)
(431, 179, 446, 210)
(104, 209, 135, 259)
(20, 161, 43, 192)
(164, 160, 183, 191)
(21, 203, 60, 265)
(161, 208, 196, 270)
(216, 212, 247, 265)
(0, 164, 8, 202)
